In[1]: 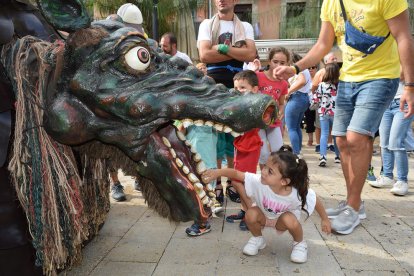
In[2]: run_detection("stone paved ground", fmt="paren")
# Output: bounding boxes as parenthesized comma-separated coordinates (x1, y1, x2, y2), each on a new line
(63, 140, 414, 276)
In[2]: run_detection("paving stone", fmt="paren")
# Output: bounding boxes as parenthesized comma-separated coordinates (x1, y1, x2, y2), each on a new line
(62, 137, 414, 275)
(90, 261, 156, 276)
(65, 236, 120, 275)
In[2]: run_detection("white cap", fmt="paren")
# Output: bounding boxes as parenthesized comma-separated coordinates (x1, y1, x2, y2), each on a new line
(117, 3, 143, 25)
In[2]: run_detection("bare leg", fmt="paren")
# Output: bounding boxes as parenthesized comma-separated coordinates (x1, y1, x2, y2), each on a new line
(226, 156, 234, 169)
(217, 159, 222, 169)
(245, 207, 266, 237)
(275, 212, 303, 242)
(337, 132, 373, 210)
(328, 127, 333, 145)
(110, 171, 119, 183)
(315, 127, 321, 144)
(307, 132, 314, 146)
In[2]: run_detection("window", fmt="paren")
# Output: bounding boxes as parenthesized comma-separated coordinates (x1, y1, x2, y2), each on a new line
(235, 4, 252, 23)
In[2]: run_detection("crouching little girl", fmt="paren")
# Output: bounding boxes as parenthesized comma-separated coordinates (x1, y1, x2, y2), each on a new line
(202, 146, 331, 263)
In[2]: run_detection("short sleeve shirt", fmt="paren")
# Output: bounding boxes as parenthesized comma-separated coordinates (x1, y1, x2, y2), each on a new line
(244, 172, 316, 220)
(320, 0, 407, 82)
(197, 20, 254, 46)
(256, 71, 288, 128)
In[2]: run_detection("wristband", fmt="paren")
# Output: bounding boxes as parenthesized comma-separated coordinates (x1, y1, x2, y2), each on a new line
(292, 63, 300, 74)
(404, 82, 414, 87)
(217, 44, 229, 55)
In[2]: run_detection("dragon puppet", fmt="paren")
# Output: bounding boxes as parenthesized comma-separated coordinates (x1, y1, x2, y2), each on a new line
(0, 0, 277, 274)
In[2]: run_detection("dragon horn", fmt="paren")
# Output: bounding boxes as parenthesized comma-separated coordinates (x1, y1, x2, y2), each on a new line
(36, 0, 91, 32)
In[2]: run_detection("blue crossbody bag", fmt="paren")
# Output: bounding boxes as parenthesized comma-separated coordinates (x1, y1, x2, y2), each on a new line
(339, 0, 390, 54)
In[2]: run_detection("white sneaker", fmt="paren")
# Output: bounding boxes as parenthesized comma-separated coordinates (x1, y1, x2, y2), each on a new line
(369, 176, 394, 188)
(390, 181, 408, 196)
(326, 200, 367, 220)
(242, 236, 266, 256)
(290, 240, 308, 263)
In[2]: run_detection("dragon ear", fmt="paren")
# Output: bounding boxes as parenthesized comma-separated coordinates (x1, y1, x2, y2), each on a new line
(36, 0, 91, 32)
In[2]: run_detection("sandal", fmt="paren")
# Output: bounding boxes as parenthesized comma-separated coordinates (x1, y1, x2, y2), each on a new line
(226, 209, 245, 223)
(226, 180, 241, 203)
(215, 182, 224, 205)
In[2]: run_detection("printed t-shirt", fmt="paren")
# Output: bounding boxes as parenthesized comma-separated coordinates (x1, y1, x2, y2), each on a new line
(256, 71, 288, 127)
(244, 172, 316, 220)
(321, 0, 407, 82)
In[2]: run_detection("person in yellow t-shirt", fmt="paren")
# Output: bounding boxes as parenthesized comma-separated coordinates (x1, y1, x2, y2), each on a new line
(274, 0, 414, 235)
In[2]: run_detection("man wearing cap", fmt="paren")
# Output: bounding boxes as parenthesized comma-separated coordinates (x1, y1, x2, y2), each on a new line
(160, 32, 192, 64)
(116, 3, 145, 35)
(107, 3, 152, 200)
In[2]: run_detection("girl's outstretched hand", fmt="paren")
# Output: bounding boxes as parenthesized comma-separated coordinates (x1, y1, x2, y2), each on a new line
(202, 169, 219, 183)
(273, 65, 295, 80)
(321, 218, 332, 234)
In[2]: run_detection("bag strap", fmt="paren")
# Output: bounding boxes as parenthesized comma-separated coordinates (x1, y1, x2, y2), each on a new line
(339, 0, 390, 39)
(339, 0, 347, 22)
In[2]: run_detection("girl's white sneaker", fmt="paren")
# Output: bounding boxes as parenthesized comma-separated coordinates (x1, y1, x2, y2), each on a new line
(290, 240, 308, 263)
(242, 236, 266, 256)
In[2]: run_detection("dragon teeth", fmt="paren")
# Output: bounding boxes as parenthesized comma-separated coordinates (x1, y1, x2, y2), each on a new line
(185, 140, 191, 147)
(204, 121, 214, 127)
(175, 158, 183, 168)
(182, 119, 193, 128)
(182, 165, 190, 175)
(201, 195, 209, 205)
(223, 126, 232, 133)
(176, 131, 186, 141)
(194, 182, 203, 191)
(214, 123, 223, 132)
(190, 145, 197, 154)
(194, 119, 204, 126)
(162, 137, 171, 148)
(193, 153, 201, 162)
(170, 148, 177, 158)
(206, 184, 214, 192)
(196, 162, 207, 174)
(188, 173, 199, 183)
(207, 200, 215, 207)
(197, 190, 206, 199)
(231, 131, 241, 137)
(208, 191, 216, 198)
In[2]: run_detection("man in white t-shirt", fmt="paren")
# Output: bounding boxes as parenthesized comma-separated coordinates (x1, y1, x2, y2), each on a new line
(159, 32, 192, 64)
(197, 0, 256, 88)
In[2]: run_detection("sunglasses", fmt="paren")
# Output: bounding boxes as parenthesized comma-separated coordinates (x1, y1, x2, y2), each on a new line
(309, 66, 318, 70)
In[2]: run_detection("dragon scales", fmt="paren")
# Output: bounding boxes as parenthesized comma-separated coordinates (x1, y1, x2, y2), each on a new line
(0, 0, 277, 274)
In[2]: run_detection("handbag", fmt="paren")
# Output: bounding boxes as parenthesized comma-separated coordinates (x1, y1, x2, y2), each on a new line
(309, 97, 319, 111)
(339, 0, 390, 54)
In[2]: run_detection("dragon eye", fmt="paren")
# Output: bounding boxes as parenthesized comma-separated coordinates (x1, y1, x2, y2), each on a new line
(124, 46, 150, 71)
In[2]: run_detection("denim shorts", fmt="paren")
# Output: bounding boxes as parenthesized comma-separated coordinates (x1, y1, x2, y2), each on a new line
(332, 78, 399, 137)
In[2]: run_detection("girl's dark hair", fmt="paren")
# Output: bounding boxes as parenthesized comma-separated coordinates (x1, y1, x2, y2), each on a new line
(268, 46, 291, 64)
(291, 52, 302, 64)
(270, 147, 310, 217)
(322, 63, 340, 85)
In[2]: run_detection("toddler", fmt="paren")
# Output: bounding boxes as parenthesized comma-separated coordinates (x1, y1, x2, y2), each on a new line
(228, 70, 263, 230)
(202, 146, 331, 263)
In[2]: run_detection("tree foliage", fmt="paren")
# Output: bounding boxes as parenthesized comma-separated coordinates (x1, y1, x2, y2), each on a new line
(83, 0, 200, 38)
